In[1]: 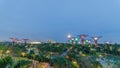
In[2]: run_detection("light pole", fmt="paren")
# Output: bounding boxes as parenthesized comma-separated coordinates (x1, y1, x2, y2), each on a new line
(78, 34, 88, 45)
(91, 36, 102, 47)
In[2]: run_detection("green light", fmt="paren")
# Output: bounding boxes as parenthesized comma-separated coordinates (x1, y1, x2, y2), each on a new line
(75, 38, 79, 41)
(69, 40, 72, 44)
(85, 40, 89, 42)
(85, 40, 89, 47)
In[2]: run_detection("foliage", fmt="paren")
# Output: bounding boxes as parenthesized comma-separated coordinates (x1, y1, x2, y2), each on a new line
(0, 56, 13, 68)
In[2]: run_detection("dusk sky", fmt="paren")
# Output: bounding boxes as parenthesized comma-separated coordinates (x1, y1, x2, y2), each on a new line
(0, 0, 120, 43)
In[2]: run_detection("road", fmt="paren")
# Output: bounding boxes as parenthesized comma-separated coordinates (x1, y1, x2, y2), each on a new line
(59, 46, 73, 57)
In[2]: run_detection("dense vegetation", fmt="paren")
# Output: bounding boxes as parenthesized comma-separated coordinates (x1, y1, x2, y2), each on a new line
(0, 42, 120, 68)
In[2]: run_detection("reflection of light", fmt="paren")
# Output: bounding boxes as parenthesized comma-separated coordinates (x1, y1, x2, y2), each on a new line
(67, 34, 72, 38)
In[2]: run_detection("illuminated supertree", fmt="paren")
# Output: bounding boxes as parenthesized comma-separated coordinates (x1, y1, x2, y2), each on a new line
(85, 39, 92, 45)
(70, 37, 78, 44)
(10, 38, 17, 46)
(16, 39, 22, 45)
(67, 34, 73, 44)
(23, 38, 28, 45)
(67, 34, 72, 39)
(78, 34, 88, 45)
(91, 36, 102, 47)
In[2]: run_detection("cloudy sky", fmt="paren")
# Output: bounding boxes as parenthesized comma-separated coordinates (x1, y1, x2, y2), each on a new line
(0, 0, 120, 43)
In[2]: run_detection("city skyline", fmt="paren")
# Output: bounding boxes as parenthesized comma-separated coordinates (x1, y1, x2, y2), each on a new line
(0, 0, 120, 43)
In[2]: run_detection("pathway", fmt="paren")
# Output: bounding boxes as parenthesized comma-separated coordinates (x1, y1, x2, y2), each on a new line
(59, 46, 73, 57)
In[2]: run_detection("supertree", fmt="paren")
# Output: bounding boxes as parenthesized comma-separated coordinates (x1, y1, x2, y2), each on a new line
(67, 34, 72, 39)
(85, 39, 92, 46)
(70, 37, 79, 44)
(78, 34, 88, 45)
(10, 38, 17, 46)
(91, 36, 102, 47)
(67, 34, 73, 44)
(16, 39, 22, 45)
(74, 37, 79, 44)
(23, 38, 28, 45)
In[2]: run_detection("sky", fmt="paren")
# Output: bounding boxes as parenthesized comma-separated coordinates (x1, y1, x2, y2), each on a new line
(0, 0, 120, 43)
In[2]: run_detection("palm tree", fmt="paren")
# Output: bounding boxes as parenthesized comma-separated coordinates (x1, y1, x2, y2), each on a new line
(0, 56, 13, 68)
(14, 59, 32, 68)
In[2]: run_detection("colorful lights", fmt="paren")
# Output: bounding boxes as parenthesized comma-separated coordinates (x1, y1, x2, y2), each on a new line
(75, 38, 79, 41)
(67, 34, 72, 39)
(78, 34, 88, 45)
(91, 36, 102, 47)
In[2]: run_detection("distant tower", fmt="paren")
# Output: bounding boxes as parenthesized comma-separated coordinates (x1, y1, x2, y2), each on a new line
(78, 34, 88, 45)
(23, 38, 28, 45)
(91, 36, 102, 47)
(10, 38, 16, 46)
